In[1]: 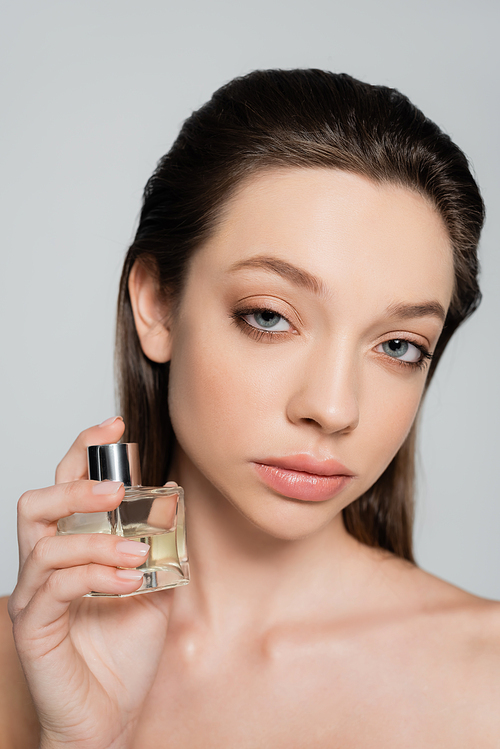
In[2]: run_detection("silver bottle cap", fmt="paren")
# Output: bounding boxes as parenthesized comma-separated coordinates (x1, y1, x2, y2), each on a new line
(87, 443, 141, 487)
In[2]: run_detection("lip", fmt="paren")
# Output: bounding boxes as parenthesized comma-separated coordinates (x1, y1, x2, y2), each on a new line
(252, 454, 355, 502)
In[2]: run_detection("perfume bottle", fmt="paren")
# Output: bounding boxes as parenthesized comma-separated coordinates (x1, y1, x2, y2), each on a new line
(57, 443, 189, 596)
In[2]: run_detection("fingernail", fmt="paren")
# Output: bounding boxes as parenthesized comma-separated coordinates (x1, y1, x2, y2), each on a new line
(116, 569, 144, 581)
(99, 416, 123, 428)
(116, 540, 150, 556)
(92, 481, 123, 495)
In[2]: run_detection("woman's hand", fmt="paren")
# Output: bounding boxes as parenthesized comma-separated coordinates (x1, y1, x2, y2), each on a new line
(8, 419, 171, 749)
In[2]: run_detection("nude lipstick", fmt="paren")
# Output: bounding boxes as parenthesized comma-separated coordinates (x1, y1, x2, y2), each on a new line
(252, 455, 355, 502)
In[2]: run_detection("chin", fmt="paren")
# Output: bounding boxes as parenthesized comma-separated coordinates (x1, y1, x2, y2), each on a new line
(228, 492, 348, 542)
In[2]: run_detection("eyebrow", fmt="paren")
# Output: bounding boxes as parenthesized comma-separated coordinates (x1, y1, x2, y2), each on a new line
(228, 255, 329, 297)
(385, 301, 447, 323)
(228, 254, 447, 323)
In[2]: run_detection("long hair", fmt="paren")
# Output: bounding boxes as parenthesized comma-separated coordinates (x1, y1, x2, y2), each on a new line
(116, 69, 484, 563)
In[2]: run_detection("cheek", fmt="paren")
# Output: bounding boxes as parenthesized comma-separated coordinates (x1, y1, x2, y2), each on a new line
(359, 369, 424, 485)
(167, 317, 283, 467)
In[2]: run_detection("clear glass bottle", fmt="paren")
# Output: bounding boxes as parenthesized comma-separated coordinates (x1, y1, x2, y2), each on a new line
(57, 443, 189, 597)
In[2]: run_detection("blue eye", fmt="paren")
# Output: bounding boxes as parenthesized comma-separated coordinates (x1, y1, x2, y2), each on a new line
(244, 310, 291, 332)
(378, 339, 422, 363)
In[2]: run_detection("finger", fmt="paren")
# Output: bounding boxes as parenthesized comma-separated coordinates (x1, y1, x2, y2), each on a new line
(11, 534, 150, 616)
(14, 564, 145, 637)
(18, 480, 124, 527)
(17, 481, 124, 568)
(55, 417, 125, 484)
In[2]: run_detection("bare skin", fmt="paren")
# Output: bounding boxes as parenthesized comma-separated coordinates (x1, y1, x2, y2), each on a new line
(2, 169, 499, 748)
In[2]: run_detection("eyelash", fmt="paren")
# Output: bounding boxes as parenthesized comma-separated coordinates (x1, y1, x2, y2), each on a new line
(231, 306, 434, 371)
(230, 306, 293, 344)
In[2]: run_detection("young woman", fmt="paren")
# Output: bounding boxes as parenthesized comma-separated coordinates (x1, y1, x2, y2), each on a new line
(1, 69, 498, 748)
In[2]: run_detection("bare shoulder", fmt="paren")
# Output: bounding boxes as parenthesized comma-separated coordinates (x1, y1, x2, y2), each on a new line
(413, 564, 500, 665)
(383, 557, 500, 734)
(0, 596, 40, 748)
(378, 552, 500, 648)
(397, 558, 500, 632)
(351, 556, 500, 743)
(262, 554, 500, 746)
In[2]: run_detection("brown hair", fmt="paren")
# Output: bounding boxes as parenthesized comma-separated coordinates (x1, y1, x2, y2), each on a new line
(116, 69, 484, 563)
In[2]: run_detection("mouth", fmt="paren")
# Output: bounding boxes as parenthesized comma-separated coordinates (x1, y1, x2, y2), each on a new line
(252, 455, 355, 502)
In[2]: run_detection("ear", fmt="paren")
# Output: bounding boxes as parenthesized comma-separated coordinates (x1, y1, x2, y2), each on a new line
(128, 260, 172, 363)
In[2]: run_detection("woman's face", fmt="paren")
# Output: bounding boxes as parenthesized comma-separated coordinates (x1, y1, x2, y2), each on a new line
(163, 169, 454, 540)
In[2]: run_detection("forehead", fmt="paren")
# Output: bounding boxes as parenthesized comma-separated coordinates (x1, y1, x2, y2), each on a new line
(197, 168, 455, 309)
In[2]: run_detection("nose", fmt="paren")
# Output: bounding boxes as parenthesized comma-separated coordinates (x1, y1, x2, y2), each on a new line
(285, 340, 360, 435)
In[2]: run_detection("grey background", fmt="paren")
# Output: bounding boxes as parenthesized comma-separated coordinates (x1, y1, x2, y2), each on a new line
(1, 0, 498, 598)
